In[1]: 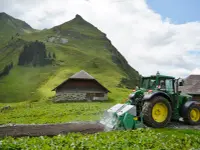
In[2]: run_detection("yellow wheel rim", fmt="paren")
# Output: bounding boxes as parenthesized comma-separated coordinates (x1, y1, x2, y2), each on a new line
(152, 102, 168, 123)
(190, 108, 200, 122)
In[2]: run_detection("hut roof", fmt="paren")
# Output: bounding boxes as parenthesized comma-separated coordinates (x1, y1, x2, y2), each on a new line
(184, 75, 200, 85)
(179, 75, 200, 95)
(52, 70, 110, 92)
(69, 70, 94, 79)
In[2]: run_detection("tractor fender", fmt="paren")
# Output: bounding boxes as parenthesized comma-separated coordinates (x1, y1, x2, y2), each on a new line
(142, 91, 171, 103)
(180, 101, 200, 117)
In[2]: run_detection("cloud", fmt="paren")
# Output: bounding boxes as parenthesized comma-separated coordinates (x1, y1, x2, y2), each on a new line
(1, 0, 200, 78)
(191, 68, 200, 75)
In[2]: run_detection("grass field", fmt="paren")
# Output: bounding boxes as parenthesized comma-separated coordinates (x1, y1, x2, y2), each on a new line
(0, 88, 131, 124)
(1, 128, 200, 149)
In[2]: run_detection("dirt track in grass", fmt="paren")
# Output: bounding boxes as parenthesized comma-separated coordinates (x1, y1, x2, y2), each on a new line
(0, 121, 200, 138)
(0, 122, 104, 138)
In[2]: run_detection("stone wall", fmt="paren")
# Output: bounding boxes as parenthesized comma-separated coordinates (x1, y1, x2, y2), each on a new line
(53, 92, 108, 102)
(53, 92, 86, 102)
(93, 94, 108, 101)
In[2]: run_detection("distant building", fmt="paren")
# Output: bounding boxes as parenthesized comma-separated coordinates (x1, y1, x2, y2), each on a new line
(52, 70, 110, 102)
(179, 75, 200, 101)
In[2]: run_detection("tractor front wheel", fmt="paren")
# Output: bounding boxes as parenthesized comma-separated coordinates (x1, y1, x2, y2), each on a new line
(142, 96, 172, 128)
(184, 104, 200, 125)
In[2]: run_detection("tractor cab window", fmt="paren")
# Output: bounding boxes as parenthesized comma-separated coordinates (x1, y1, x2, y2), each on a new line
(141, 78, 156, 89)
(158, 79, 174, 92)
(165, 79, 174, 92)
(160, 80, 165, 89)
(149, 79, 156, 89)
(141, 79, 149, 89)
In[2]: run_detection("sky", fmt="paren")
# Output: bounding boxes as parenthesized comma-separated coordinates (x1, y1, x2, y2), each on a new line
(147, 0, 200, 24)
(1, 0, 200, 78)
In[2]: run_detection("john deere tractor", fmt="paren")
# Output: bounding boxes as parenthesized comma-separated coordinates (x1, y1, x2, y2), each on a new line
(100, 72, 200, 130)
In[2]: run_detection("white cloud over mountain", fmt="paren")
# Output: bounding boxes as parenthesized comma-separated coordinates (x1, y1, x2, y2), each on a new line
(1, 0, 200, 78)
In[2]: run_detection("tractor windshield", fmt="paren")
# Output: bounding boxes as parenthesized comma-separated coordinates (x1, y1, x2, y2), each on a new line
(141, 78, 156, 89)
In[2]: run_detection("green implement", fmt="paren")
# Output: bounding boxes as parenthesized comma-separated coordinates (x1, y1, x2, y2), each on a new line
(100, 72, 200, 130)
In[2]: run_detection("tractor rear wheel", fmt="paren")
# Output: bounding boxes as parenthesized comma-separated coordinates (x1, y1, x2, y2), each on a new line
(184, 104, 200, 125)
(142, 96, 172, 128)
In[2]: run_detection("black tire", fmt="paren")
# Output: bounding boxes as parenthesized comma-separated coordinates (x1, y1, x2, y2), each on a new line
(184, 104, 200, 125)
(142, 96, 172, 128)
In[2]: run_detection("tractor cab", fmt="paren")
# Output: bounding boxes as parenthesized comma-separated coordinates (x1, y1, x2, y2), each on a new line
(140, 72, 177, 95)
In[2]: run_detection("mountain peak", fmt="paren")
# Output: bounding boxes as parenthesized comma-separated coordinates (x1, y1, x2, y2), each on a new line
(0, 12, 10, 19)
(75, 14, 83, 19)
(74, 14, 86, 22)
(60, 14, 91, 26)
(0, 12, 6, 15)
(0, 12, 34, 41)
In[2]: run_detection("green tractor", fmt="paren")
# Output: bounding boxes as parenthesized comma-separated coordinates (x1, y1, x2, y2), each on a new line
(100, 72, 200, 130)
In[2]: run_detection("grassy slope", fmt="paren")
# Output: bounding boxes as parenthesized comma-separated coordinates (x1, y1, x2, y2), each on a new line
(0, 36, 126, 103)
(0, 39, 25, 69)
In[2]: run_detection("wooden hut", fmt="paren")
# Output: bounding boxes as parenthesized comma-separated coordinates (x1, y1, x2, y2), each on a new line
(52, 70, 110, 102)
(179, 75, 200, 101)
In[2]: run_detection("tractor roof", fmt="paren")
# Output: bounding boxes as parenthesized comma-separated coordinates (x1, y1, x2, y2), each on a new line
(143, 74, 175, 79)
